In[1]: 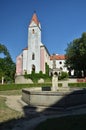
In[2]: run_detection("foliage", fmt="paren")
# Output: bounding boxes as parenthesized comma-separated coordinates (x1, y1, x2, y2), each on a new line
(24, 63, 51, 83)
(65, 32, 86, 77)
(58, 71, 69, 80)
(24, 72, 51, 82)
(24, 63, 68, 82)
(0, 44, 15, 83)
(68, 82, 86, 88)
(45, 63, 49, 76)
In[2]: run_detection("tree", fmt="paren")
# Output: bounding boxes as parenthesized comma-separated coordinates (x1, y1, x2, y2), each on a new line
(0, 44, 15, 83)
(65, 33, 86, 77)
(45, 63, 49, 76)
(65, 32, 86, 77)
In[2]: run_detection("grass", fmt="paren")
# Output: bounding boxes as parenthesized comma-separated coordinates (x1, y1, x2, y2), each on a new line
(35, 114, 86, 130)
(68, 82, 86, 88)
(0, 83, 52, 91)
(0, 82, 86, 92)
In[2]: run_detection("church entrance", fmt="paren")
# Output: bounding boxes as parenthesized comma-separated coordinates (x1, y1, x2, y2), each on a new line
(32, 64, 35, 72)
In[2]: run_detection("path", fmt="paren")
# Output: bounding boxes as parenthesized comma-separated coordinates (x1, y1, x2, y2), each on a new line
(0, 95, 27, 113)
(6, 95, 27, 112)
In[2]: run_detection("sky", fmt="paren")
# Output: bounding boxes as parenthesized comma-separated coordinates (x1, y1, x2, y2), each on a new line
(0, 0, 86, 62)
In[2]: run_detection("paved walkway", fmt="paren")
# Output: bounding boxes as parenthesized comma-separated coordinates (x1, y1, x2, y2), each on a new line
(0, 95, 26, 112)
(1, 94, 86, 130)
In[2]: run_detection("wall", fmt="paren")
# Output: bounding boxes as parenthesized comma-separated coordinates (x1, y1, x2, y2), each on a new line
(15, 75, 44, 84)
(15, 75, 33, 84)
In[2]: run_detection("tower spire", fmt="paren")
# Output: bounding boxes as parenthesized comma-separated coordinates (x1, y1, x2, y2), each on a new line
(30, 12, 39, 26)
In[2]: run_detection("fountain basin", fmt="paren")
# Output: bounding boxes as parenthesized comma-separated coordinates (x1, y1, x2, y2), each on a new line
(22, 88, 86, 109)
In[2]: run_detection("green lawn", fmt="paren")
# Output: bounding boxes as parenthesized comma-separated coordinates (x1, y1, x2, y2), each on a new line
(35, 114, 86, 130)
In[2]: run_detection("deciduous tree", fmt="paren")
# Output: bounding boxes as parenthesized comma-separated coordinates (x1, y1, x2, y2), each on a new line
(65, 32, 86, 77)
(0, 44, 15, 83)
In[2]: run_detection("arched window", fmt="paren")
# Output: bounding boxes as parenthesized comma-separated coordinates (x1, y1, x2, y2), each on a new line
(60, 67, 63, 70)
(32, 53, 35, 60)
(32, 29, 35, 34)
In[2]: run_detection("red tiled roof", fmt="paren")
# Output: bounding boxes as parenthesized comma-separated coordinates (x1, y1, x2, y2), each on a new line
(30, 13, 39, 26)
(50, 55, 65, 60)
(23, 47, 28, 50)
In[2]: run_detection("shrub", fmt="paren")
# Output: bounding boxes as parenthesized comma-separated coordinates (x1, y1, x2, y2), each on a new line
(58, 71, 69, 80)
(24, 72, 51, 83)
(68, 82, 86, 88)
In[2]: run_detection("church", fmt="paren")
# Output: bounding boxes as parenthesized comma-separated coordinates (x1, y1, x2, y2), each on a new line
(16, 13, 67, 76)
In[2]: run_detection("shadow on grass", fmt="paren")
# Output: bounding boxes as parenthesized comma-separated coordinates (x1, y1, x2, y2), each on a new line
(0, 89, 86, 130)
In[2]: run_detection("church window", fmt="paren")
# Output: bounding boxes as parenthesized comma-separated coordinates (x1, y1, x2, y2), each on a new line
(32, 53, 35, 60)
(32, 29, 35, 34)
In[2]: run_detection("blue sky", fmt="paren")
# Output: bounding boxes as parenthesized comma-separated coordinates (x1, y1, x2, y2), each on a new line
(0, 0, 86, 62)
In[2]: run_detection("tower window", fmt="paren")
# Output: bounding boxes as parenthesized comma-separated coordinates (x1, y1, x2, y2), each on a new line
(32, 53, 35, 60)
(32, 29, 35, 34)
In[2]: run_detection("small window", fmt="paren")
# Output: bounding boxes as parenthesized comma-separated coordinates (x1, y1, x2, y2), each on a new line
(32, 53, 35, 60)
(32, 29, 35, 34)
(60, 67, 63, 70)
(59, 61, 62, 64)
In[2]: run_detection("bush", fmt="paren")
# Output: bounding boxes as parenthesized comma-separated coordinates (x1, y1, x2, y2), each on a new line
(68, 82, 86, 88)
(24, 72, 51, 83)
(58, 71, 69, 80)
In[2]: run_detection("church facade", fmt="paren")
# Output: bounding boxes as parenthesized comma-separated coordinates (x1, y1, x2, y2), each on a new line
(16, 13, 68, 76)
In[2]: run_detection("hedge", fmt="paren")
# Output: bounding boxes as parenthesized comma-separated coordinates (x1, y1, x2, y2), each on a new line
(0, 82, 86, 91)
(68, 82, 86, 88)
(0, 83, 52, 91)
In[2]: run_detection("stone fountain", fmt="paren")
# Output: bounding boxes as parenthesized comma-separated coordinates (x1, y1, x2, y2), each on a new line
(22, 55, 70, 109)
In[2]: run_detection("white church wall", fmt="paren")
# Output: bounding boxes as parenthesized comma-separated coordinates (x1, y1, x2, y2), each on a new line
(40, 46, 45, 73)
(56, 60, 64, 69)
(50, 59, 68, 72)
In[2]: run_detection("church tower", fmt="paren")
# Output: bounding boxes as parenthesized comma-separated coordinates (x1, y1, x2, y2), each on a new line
(27, 13, 41, 73)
